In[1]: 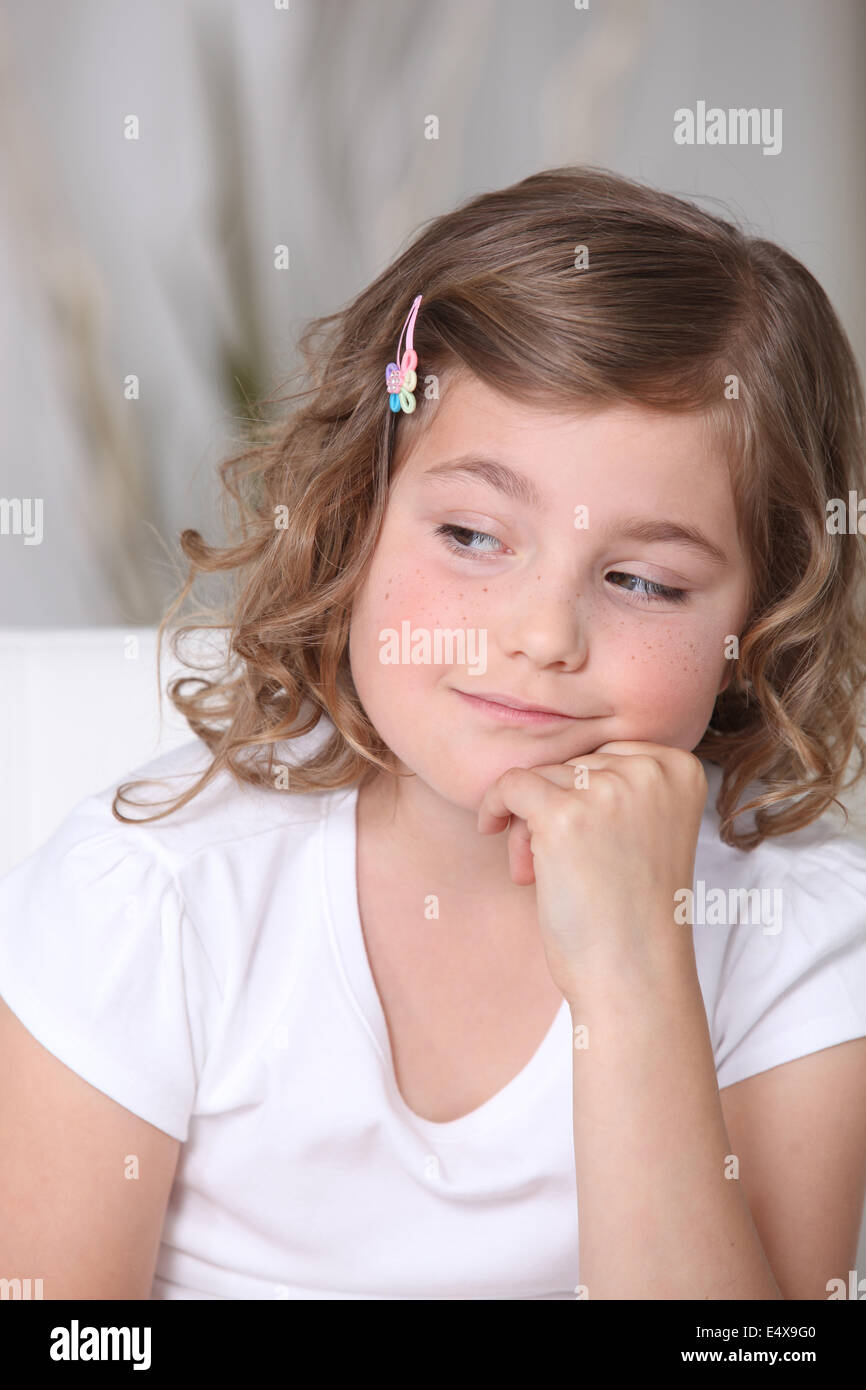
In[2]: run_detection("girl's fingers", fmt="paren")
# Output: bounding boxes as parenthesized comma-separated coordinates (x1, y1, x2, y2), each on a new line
(478, 745, 682, 835)
(506, 817, 536, 886)
(478, 764, 582, 884)
(476, 754, 635, 885)
(476, 761, 584, 834)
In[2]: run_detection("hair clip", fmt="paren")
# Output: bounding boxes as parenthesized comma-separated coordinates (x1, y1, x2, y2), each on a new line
(385, 294, 422, 414)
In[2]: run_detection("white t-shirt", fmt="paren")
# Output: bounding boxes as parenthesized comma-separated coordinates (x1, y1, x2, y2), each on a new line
(2, 724, 866, 1300)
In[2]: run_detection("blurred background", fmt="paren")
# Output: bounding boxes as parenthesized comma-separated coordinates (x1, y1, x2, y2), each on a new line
(2, 0, 866, 855)
(1, 0, 864, 625)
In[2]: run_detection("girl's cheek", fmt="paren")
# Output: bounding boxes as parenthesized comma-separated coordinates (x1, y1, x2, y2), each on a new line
(351, 550, 466, 691)
(359, 539, 481, 639)
(363, 571, 446, 640)
(612, 623, 730, 741)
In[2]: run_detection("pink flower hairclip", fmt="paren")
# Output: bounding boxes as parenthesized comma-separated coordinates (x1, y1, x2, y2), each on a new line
(385, 293, 422, 414)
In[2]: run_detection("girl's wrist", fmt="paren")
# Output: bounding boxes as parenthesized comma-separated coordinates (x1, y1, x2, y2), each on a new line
(555, 922, 699, 1015)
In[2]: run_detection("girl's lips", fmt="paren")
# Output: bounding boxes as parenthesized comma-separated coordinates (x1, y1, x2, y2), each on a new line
(452, 688, 581, 725)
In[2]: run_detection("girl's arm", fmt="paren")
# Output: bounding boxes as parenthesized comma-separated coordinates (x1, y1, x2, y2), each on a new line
(566, 950, 783, 1299)
(0, 996, 180, 1299)
(718, 1036, 866, 1301)
(478, 741, 785, 1299)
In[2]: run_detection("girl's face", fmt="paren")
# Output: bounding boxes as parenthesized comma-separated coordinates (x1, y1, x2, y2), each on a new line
(349, 373, 752, 812)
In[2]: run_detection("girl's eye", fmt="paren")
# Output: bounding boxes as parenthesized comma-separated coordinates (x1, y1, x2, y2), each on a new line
(434, 523, 504, 557)
(605, 571, 689, 605)
(434, 529, 689, 605)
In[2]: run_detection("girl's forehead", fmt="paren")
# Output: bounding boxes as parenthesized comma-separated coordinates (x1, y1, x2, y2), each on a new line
(398, 387, 731, 494)
(405, 368, 719, 440)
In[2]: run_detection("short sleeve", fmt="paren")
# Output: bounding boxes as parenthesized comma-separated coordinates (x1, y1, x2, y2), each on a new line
(712, 835, 866, 1090)
(0, 799, 210, 1141)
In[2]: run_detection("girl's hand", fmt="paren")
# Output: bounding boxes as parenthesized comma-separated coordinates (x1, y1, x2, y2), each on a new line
(476, 742, 708, 1002)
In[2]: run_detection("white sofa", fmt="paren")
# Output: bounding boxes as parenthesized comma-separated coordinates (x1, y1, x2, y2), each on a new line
(0, 627, 211, 877)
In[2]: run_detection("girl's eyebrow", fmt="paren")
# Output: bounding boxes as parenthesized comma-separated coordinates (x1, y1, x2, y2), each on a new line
(422, 454, 543, 509)
(421, 454, 729, 566)
(599, 517, 729, 567)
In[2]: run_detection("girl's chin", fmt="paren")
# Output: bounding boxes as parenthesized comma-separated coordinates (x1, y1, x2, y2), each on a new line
(409, 765, 545, 814)
(389, 733, 613, 807)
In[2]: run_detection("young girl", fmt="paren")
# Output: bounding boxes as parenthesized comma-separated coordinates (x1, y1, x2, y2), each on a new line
(2, 165, 866, 1302)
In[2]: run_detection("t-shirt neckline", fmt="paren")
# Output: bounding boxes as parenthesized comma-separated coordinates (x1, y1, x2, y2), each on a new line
(321, 784, 569, 1145)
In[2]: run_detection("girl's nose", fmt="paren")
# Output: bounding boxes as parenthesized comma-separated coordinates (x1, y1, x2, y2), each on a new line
(498, 592, 589, 672)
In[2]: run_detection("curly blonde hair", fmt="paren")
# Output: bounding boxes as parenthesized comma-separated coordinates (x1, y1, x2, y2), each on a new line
(114, 164, 866, 850)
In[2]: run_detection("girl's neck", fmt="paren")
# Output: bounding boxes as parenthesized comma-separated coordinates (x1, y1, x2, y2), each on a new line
(356, 768, 535, 909)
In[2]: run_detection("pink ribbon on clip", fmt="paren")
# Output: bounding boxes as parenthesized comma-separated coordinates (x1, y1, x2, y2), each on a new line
(385, 293, 422, 414)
